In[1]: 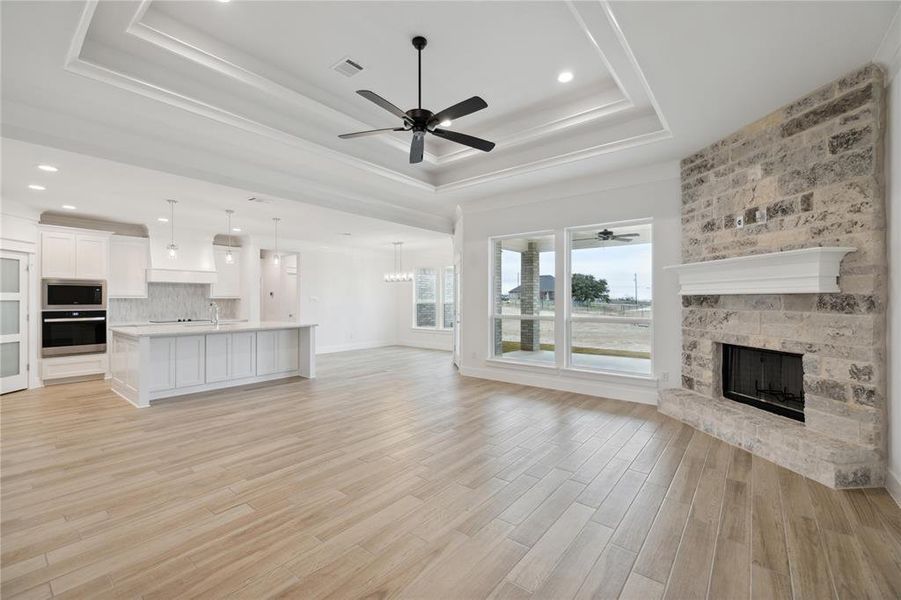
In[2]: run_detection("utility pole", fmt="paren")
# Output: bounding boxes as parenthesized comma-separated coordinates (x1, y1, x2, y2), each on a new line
(634, 273, 638, 304)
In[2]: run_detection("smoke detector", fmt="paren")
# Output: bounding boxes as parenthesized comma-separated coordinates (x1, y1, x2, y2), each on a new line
(332, 56, 364, 78)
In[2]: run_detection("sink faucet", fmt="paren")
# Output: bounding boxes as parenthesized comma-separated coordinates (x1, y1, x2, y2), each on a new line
(209, 302, 220, 327)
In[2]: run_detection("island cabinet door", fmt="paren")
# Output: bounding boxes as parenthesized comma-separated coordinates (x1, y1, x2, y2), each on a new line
(206, 334, 230, 383)
(230, 332, 256, 379)
(149, 337, 176, 392)
(175, 335, 205, 388)
(277, 329, 300, 372)
(256, 331, 278, 376)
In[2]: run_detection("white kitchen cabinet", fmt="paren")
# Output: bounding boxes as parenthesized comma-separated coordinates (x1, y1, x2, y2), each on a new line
(41, 231, 77, 278)
(256, 330, 278, 376)
(205, 333, 230, 383)
(75, 234, 109, 279)
(257, 329, 298, 375)
(41, 228, 110, 280)
(277, 329, 299, 372)
(41, 353, 108, 382)
(210, 246, 241, 299)
(109, 236, 149, 297)
(149, 337, 176, 391)
(175, 335, 205, 387)
(230, 332, 256, 379)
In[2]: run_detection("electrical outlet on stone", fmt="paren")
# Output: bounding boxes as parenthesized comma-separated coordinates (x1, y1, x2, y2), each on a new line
(735, 215, 745, 228)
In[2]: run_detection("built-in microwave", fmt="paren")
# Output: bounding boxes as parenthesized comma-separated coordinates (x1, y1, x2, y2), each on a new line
(42, 279, 106, 310)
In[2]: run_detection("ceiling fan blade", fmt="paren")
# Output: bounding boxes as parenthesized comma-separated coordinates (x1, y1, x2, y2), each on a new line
(410, 131, 425, 164)
(356, 90, 412, 122)
(339, 127, 406, 139)
(431, 96, 488, 124)
(431, 128, 495, 152)
(616, 233, 640, 237)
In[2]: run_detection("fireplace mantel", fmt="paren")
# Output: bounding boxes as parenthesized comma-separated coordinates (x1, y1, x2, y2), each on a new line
(664, 247, 856, 295)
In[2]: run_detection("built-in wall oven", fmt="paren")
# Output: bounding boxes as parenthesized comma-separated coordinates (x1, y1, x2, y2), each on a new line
(42, 280, 107, 357)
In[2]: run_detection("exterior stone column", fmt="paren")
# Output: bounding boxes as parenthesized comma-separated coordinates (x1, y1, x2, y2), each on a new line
(520, 241, 541, 351)
(493, 241, 503, 356)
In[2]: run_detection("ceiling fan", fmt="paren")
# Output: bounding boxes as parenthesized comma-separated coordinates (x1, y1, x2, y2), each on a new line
(338, 36, 496, 164)
(574, 228, 641, 243)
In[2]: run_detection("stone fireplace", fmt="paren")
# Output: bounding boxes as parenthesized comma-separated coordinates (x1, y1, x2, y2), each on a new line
(658, 63, 887, 489)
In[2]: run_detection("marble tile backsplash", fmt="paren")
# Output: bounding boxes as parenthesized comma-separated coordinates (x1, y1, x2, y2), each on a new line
(109, 283, 239, 324)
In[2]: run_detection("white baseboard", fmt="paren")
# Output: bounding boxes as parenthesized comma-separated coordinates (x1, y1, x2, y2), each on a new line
(887, 469, 901, 507)
(316, 340, 394, 355)
(458, 364, 659, 405)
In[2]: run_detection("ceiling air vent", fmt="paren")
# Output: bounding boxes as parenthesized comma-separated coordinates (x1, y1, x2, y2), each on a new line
(332, 56, 364, 78)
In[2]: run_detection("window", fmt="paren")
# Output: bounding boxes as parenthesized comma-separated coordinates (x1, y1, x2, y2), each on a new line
(489, 222, 653, 375)
(414, 268, 438, 328)
(414, 266, 455, 330)
(442, 266, 454, 329)
(491, 233, 555, 364)
(568, 221, 652, 375)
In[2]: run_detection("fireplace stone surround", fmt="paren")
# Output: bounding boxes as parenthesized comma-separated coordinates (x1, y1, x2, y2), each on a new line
(658, 63, 886, 489)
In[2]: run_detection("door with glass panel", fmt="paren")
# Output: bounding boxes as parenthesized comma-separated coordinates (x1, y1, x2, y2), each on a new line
(1, 251, 28, 394)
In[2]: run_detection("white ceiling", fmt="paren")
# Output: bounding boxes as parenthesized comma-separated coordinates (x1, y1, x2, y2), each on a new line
(1, 1, 898, 232)
(1, 138, 451, 253)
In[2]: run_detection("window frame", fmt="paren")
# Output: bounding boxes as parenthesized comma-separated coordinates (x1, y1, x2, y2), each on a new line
(488, 230, 557, 365)
(564, 218, 654, 376)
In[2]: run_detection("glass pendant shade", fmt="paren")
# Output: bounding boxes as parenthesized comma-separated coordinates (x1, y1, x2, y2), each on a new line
(384, 242, 413, 283)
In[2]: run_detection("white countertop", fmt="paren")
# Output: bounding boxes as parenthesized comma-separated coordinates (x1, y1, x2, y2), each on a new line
(110, 321, 317, 338)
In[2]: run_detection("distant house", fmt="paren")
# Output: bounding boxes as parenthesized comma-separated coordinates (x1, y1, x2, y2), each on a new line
(508, 275, 555, 301)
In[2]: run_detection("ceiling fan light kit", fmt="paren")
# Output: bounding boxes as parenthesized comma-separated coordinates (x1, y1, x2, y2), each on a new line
(339, 35, 496, 164)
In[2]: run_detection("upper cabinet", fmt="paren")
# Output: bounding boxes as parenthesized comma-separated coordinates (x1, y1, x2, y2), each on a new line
(40, 231, 77, 278)
(41, 228, 110, 280)
(109, 235, 149, 298)
(210, 246, 241, 299)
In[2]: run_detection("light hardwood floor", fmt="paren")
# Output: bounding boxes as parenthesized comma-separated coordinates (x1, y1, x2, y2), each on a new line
(2, 346, 900, 599)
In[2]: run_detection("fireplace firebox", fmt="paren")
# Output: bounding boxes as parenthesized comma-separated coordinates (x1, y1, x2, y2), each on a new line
(721, 344, 804, 422)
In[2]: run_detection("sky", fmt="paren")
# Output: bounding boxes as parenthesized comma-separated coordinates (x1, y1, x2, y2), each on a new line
(501, 243, 652, 300)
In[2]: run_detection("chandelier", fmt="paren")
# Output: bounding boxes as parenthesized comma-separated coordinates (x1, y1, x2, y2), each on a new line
(385, 241, 413, 283)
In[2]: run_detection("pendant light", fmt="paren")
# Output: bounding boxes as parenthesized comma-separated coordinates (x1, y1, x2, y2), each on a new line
(224, 209, 235, 264)
(384, 241, 413, 282)
(272, 217, 281, 265)
(166, 199, 178, 259)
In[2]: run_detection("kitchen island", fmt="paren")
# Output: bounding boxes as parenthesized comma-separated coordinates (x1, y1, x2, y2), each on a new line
(109, 322, 317, 407)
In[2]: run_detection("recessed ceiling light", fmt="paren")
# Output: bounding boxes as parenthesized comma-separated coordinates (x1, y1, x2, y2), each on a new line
(557, 71, 574, 83)
(158, 217, 169, 222)
(340, 232, 352, 236)
(217, 0, 230, 3)
(231, 227, 242, 232)
(62, 205, 76, 210)
(28, 184, 46, 191)
(37, 164, 58, 172)
(439, 119, 452, 127)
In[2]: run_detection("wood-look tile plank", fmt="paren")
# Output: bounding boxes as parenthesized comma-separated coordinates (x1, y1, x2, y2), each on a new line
(1, 347, 899, 599)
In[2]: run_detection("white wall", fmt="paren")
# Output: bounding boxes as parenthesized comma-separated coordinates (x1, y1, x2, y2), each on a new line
(297, 245, 397, 354)
(885, 47, 901, 503)
(394, 241, 454, 352)
(457, 164, 682, 405)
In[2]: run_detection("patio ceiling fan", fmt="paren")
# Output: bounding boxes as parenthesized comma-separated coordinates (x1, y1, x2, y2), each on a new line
(338, 36, 496, 164)
(574, 228, 640, 243)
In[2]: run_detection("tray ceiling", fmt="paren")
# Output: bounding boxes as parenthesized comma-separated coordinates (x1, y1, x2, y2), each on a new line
(70, 0, 669, 191)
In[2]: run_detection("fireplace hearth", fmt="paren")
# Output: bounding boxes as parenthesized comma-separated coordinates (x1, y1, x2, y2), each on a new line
(721, 344, 804, 421)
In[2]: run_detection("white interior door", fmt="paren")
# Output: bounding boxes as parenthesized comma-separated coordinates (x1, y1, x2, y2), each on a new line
(1, 251, 29, 394)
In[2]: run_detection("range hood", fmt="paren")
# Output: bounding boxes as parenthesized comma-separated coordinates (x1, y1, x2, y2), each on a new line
(146, 226, 218, 284)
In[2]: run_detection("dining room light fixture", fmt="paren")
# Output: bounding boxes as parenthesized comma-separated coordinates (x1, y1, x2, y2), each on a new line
(384, 242, 413, 282)
(166, 199, 178, 259)
(224, 209, 235, 264)
(272, 217, 281, 265)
